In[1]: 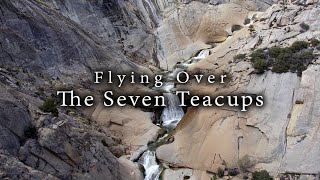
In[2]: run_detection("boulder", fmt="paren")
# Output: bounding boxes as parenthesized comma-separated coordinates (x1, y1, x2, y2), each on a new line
(0, 99, 31, 139)
(118, 156, 144, 180)
(0, 151, 58, 180)
(92, 104, 160, 153)
(0, 83, 32, 155)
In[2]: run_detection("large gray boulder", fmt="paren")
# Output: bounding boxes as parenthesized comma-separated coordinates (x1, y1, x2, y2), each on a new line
(0, 82, 32, 155)
(0, 151, 58, 180)
(18, 112, 137, 179)
(0, 99, 31, 139)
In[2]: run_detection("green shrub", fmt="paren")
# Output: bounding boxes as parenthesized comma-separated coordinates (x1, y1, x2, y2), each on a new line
(232, 25, 242, 32)
(254, 59, 268, 74)
(250, 49, 265, 61)
(297, 65, 307, 77)
(252, 170, 272, 180)
(233, 54, 246, 61)
(24, 125, 37, 139)
(217, 167, 224, 178)
(290, 41, 309, 52)
(220, 71, 233, 84)
(228, 168, 239, 176)
(40, 98, 59, 117)
(238, 155, 252, 172)
(276, 48, 293, 62)
(289, 59, 299, 73)
(249, 41, 314, 75)
(268, 46, 282, 58)
(298, 51, 314, 60)
(211, 176, 218, 180)
(272, 60, 290, 73)
(310, 38, 320, 47)
(244, 18, 251, 25)
(249, 25, 255, 32)
(300, 22, 310, 31)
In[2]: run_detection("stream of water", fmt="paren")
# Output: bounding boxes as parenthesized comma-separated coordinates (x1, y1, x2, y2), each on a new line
(161, 93, 184, 130)
(139, 79, 184, 180)
(140, 150, 161, 180)
(138, 49, 210, 180)
(139, 92, 183, 180)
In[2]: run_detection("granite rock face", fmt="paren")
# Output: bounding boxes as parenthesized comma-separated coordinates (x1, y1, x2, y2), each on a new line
(18, 115, 129, 179)
(43, 0, 160, 66)
(157, 72, 300, 173)
(0, 76, 140, 179)
(0, 151, 58, 180)
(91, 104, 161, 153)
(3, 0, 320, 179)
(0, 82, 32, 156)
(0, 0, 150, 178)
(280, 65, 320, 174)
(0, 0, 144, 86)
(38, 0, 274, 70)
(156, 2, 250, 69)
(157, 1, 320, 176)
(154, 0, 276, 69)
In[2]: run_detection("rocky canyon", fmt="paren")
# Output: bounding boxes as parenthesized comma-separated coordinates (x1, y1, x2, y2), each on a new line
(0, 0, 320, 179)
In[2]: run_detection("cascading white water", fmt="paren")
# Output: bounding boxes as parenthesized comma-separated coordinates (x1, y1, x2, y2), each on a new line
(140, 150, 161, 180)
(152, 81, 174, 93)
(139, 71, 185, 180)
(138, 47, 208, 180)
(161, 93, 184, 130)
(194, 49, 210, 60)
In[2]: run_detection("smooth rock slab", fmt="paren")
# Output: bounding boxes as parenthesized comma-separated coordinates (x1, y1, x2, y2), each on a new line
(280, 65, 320, 174)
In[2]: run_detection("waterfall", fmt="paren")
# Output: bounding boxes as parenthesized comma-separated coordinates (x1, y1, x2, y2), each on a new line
(161, 93, 184, 130)
(138, 93, 184, 180)
(152, 82, 174, 93)
(162, 82, 174, 93)
(194, 49, 210, 60)
(138, 73, 185, 180)
(140, 150, 161, 180)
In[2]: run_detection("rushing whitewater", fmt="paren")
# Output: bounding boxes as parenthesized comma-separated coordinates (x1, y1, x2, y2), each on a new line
(194, 49, 210, 60)
(139, 70, 185, 180)
(140, 151, 161, 180)
(161, 93, 185, 130)
(152, 81, 174, 93)
(139, 93, 184, 180)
